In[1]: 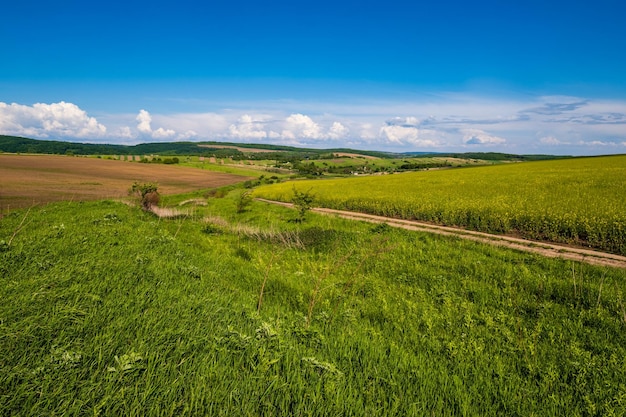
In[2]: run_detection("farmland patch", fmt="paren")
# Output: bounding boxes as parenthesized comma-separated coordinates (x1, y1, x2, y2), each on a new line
(0, 154, 250, 210)
(254, 155, 626, 254)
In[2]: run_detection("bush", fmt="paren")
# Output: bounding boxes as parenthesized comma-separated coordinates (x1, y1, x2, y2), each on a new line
(129, 182, 160, 210)
(236, 190, 253, 214)
(143, 191, 160, 209)
(292, 187, 314, 223)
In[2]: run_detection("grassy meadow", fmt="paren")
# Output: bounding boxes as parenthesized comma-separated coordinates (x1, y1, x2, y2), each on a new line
(253, 155, 626, 255)
(2, 188, 626, 415)
(300, 155, 497, 175)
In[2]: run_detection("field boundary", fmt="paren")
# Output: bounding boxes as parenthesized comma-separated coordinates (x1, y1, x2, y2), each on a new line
(256, 198, 626, 269)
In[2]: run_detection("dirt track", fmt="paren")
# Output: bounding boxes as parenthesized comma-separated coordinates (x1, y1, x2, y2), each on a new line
(257, 198, 626, 269)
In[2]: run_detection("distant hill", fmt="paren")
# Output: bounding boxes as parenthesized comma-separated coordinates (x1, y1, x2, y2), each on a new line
(403, 151, 571, 161)
(0, 135, 391, 159)
(0, 135, 568, 161)
(0, 135, 128, 155)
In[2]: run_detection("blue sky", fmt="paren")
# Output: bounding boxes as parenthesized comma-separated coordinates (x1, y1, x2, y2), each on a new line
(1, 0, 626, 154)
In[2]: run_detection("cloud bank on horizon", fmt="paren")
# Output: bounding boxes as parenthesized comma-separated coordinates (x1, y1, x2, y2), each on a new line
(1, 95, 626, 155)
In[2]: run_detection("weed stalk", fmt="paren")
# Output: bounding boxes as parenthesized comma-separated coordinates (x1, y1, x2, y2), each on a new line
(8, 205, 34, 246)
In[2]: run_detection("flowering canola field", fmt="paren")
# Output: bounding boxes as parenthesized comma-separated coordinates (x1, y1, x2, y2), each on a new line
(254, 155, 626, 255)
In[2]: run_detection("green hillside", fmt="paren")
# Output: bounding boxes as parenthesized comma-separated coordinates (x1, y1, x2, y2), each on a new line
(2, 193, 625, 416)
(0, 135, 567, 162)
(0, 135, 390, 158)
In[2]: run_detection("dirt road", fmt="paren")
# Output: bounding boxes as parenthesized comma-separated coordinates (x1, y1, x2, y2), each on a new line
(257, 198, 626, 269)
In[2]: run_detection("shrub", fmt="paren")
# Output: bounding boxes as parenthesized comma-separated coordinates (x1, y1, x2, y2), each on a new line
(236, 190, 253, 214)
(292, 187, 314, 223)
(129, 182, 160, 210)
(143, 191, 160, 209)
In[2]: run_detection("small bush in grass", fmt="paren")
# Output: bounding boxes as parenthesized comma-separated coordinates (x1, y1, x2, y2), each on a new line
(236, 190, 253, 213)
(129, 182, 160, 210)
(292, 187, 314, 223)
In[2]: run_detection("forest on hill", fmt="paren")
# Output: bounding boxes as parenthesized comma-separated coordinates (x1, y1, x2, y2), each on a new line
(0, 135, 567, 162)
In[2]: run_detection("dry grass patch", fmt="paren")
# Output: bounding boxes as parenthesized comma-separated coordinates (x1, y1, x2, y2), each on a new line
(201, 215, 304, 248)
(179, 199, 208, 207)
(149, 206, 191, 219)
(233, 224, 304, 249)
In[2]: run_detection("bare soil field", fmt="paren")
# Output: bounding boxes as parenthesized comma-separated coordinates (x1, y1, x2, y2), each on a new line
(0, 154, 250, 210)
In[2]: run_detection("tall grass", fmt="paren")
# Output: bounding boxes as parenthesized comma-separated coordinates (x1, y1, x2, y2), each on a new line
(1, 197, 626, 415)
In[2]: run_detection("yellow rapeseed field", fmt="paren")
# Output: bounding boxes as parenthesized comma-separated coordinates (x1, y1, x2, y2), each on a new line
(254, 155, 626, 254)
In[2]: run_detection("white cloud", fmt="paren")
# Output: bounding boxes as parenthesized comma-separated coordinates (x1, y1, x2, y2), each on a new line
(280, 129, 296, 140)
(461, 129, 506, 145)
(385, 116, 420, 127)
(378, 123, 441, 148)
(116, 126, 134, 139)
(379, 125, 418, 144)
(0, 101, 106, 139)
(3, 94, 626, 155)
(359, 123, 377, 141)
(578, 140, 619, 147)
(328, 122, 349, 139)
(228, 114, 268, 140)
(540, 136, 569, 145)
(152, 127, 176, 139)
(283, 113, 323, 139)
(179, 130, 198, 139)
(135, 109, 177, 140)
(275, 115, 351, 143)
(136, 109, 152, 134)
(415, 139, 440, 147)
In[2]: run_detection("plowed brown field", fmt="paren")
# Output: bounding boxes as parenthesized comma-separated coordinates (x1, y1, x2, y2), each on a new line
(0, 154, 250, 210)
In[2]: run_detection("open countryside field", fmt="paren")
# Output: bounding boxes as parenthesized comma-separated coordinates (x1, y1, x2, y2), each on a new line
(2, 193, 626, 416)
(254, 155, 626, 255)
(2, 150, 626, 415)
(0, 154, 251, 211)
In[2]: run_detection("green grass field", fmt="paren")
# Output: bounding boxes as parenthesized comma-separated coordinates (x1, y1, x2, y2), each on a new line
(305, 155, 495, 173)
(254, 155, 626, 255)
(2, 191, 626, 416)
